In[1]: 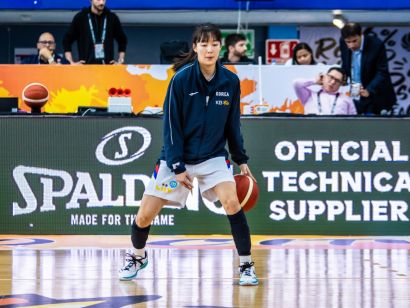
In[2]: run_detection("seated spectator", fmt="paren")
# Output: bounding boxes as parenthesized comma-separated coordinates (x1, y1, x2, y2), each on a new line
(21, 32, 68, 64)
(293, 67, 357, 115)
(220, 33, 254, 64)
(285, 42, 316, 66)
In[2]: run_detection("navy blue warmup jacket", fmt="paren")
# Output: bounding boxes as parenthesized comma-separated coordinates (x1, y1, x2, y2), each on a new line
(160, 59, 249, 174)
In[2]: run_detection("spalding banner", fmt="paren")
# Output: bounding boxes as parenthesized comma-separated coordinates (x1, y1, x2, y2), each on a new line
(0, 116, 408, 235)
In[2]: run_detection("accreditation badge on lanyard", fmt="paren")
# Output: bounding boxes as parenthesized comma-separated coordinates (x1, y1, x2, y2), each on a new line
(88, 13, 107, 61)
(94, 43, 105, 59)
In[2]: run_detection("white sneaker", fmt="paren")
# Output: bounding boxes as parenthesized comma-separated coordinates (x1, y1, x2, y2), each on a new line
(239, 262, 259, 286)
(118, 252, 148, 281)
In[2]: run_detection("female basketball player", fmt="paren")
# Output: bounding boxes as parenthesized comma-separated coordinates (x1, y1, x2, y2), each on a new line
(119, 23, 258, 286)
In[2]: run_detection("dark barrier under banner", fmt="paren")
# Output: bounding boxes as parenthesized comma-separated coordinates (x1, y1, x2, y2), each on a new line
(0, 116, 409, 235)
(1, 0, 408, 10)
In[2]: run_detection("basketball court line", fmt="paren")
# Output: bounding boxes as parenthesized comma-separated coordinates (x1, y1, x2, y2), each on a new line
(0, 235, 409, 250)
(1, 238, 408, 307)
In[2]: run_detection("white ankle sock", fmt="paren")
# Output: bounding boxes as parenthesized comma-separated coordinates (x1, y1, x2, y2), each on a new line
(134, 248, 146, 258)
(239, 255, 251, 264)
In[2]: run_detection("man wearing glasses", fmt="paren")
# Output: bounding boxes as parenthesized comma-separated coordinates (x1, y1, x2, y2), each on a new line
(293, 67, 357, 115)
(22, 32, 68, 64)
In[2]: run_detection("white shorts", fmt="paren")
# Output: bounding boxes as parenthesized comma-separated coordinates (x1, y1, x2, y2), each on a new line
(144, 156, 234, 208)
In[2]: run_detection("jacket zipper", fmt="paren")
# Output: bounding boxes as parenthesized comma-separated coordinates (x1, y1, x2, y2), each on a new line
(196, 95, 210, 158)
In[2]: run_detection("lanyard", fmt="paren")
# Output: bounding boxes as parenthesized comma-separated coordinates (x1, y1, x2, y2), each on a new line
(317, 90, 339, 115)
(88, 13, 107, 44)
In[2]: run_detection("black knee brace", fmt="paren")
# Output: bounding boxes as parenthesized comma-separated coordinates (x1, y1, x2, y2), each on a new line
(131, 220, 151, 249)
(227, 208, 251, 256)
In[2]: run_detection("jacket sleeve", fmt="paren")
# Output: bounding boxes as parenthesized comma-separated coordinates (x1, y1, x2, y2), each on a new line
(365, 40, 390, 97)
(63, 13, 81, 52)
(112, 13, 127, 52)
(293, 79, 315, 105)
(225, 78, 249, 166)
(163, 76, 186, 174)
(339, 38, 351, 79)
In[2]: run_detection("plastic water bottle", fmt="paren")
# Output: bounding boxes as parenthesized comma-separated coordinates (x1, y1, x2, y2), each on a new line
(350, 83, 361, 100)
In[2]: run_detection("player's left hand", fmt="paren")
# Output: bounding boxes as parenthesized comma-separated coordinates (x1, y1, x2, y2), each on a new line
(239, 164, 256, 182)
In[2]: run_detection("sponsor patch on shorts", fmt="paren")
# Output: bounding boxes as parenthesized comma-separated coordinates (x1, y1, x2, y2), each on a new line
(155, 180, 179, 193)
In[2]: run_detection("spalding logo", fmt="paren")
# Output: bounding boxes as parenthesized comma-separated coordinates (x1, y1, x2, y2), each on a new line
(95, 126, 152, 166)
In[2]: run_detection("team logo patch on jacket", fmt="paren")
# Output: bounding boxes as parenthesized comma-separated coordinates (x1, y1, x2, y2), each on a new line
(215, 100, 230, 106)
(216, 91, 230, 97)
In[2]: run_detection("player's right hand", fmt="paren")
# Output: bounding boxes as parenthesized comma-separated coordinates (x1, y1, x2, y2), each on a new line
(176, 171, 193, 191)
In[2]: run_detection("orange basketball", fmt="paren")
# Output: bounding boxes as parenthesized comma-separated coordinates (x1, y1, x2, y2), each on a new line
(22, 82, 49, 109)
(234, 174, 259, 212)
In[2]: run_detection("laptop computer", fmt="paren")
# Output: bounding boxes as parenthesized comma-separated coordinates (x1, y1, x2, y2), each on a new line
(0, 97, 18, 113)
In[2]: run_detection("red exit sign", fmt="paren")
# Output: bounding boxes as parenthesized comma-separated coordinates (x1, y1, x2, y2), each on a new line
(265, 39, 299, 64)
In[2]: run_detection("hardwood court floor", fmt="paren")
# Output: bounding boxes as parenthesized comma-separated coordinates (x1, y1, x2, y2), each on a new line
(0, 235, 409, 308)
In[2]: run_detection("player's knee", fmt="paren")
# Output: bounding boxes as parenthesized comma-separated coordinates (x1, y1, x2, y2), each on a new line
(221, 197, 241, 214)
(136, 214, 152, 228)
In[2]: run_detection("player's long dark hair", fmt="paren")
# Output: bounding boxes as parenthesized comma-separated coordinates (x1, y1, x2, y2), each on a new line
(173, 23, 222, 72)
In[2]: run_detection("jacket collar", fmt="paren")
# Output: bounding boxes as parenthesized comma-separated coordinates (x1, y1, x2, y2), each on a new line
(194, 59, 221, 94)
